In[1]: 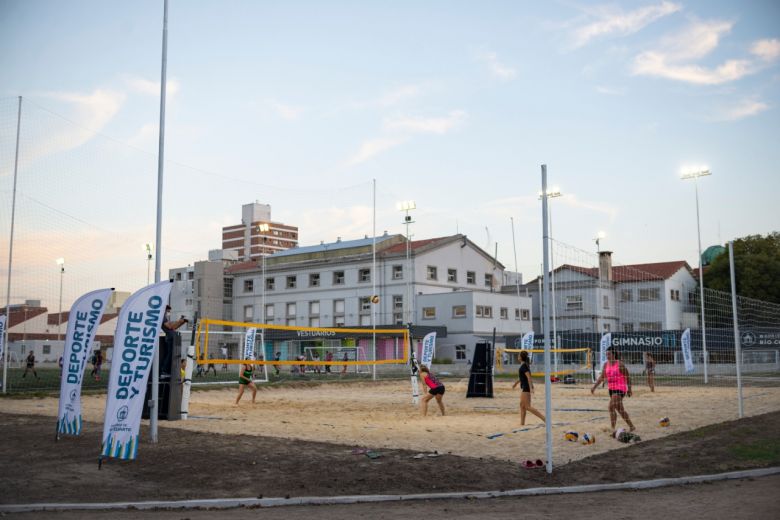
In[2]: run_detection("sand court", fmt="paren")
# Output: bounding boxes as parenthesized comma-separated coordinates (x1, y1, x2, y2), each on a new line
(2, 378, 779, 465)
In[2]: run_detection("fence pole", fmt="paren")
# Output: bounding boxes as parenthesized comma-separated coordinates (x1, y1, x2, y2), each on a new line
(728, 241, 743, 418)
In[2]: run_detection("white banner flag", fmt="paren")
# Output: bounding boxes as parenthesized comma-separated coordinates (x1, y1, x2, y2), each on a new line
(101, 281, 172, 460)
(0, 315, 6, 364)
(420, 332, 436, 367)
(681, 328, 694, 373)
(57, 288, 113, 436)
(243, 328, 257, 360)
(599, 333, 611, 368)
(521, 331, 534, 350)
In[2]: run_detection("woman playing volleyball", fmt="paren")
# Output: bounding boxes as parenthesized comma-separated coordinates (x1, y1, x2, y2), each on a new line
(235, 362, 257, 405)
(419, 366, 446, 416)
(591, 347, 635, 434)
(512, 351, 545, 425)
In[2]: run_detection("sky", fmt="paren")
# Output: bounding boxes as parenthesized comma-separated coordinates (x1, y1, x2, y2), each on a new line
(0, 0, 779, 308)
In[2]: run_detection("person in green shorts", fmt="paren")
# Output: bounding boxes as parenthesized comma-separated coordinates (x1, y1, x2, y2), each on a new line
(235, 362, 257, 405)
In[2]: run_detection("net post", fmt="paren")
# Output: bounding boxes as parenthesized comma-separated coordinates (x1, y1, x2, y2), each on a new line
(728, 241, 743, 418)
(540, 164, 553, 474)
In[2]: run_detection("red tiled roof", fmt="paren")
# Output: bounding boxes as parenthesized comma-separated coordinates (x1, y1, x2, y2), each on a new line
(225, 260, 259, 274)
(379, 237, 450, 255)
(525, 260, 693, 285)
(101, 312, 119, 323)
(0, 306, 48, 328)
(47, 311, 71, 326)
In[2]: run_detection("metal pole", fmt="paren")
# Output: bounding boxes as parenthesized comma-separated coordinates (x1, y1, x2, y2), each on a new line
(540, 165, 553, 474)
(151, 0, 169, 443)
(510, 217, 520, 300)
(372, 179, 377, 380)
(261, 239, 265, 325)
(3, 96, 22, 394)
(550, 208, 558, 373)
(694, 178, 709, 383)
(728, 241, 743, 418)
(58, 265, 64, 341)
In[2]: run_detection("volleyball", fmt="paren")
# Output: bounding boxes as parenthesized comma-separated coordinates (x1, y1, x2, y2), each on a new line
(564, 431, 579, 442)
(371, 295, 380, 304)
(659, 417, 670, 427)
(581, 433, 595, 445)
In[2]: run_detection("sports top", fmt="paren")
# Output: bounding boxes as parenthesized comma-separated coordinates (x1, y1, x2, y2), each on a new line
(518, 363, 531, 392)
(423, 372, 443, 389)
(604, 360, 628, 392)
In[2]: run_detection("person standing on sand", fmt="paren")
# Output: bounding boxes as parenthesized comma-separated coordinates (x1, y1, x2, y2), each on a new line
(644, 352, 656, 392)
(419, 366, 446, 416)
(512, 350, 545, 425)
(591, 347, 635, 435)
(235, 362, 257, 405)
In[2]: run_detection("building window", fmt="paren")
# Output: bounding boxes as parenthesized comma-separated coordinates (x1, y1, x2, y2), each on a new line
(521, 309, 530, 320)
(515, 308, 520, 319)
(286, 303, 296, 317)
(427, 266, 437, 280)
(360, 315, 371, 326)
(566, 295, 583, 311)
(243, 279, 254, 293)
(639, 322, 662, 331)
(447, 268, 457, 282)
(333, 271, 345, 285)
(452, 305, 466, 318)
(639, 288, 660, 301)
(223, 278, 233, 298)
(286, 276, 297, 289)
(455, 344, 467, 360)
(620, 289, 633, 302)
(603, 323, 611, 332)
(187, 271, 194, 280)
(334, 316, 345, 327)
(286, 318, 296, 326)
(392, 295, 403, 311)
(623, 323, 634, 332)
(334, 299, 345, 315)
(484, 274, 493, 288)
(603, 295, 609, 309)
(359, 268, 371, 283)
(43, 344, 51, 355)
(670, 289, 680, 301)
(422, 307, 436, 320)
(688, 291, 696, 305)
(265, 277, 275, 291)
(244, 305, 254, 321)
(175, 272, 182, 281)
(466, 271, 476, 284)
(500, 307, 508, 319)
(309, 318, 320, 328)
(360, 297, 371, 313)
(309, 273, 320, 287)
(392, 265, 403, 280)
(476, 305, 493, 318)
(265, 304, 274, 319)
(309, 301, 320, 316)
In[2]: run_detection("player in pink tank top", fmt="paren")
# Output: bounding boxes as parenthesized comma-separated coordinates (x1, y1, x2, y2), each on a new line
(591, 348, 635, 434)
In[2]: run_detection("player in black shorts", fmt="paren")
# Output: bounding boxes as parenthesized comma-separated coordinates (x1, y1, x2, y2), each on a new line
(512, 351, 545, 425)
(419, 366, 446, 416)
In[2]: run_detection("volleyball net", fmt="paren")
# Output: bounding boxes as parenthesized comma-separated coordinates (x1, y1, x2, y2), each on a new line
(495, 347, 591, 378)
(195, 318, 410, 369)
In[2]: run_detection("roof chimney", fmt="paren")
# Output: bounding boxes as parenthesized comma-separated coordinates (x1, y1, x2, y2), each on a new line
(599, 251, 613, 283)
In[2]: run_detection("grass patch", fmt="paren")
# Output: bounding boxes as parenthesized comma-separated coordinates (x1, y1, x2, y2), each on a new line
(729, 439, 780, 462)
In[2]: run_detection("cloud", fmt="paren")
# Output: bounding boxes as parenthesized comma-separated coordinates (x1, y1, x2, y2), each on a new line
(751, 38, 780, 61)
(346, 137, 406, 166)
(378, 85, 422, 106)
(383, 110, 467, 134)
(125, 76, 181, 97)
(127, 122, 158, 148)
(266, 99, 304, 120)
(631, 20, 779, 85)
(477, 51, 517, 79)
(595, 85, 625, 95)
(714, 98, 770, 121)
(571, 1, 681, 48)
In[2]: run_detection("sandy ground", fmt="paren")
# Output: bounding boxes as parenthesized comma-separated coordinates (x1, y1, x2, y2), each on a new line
(2, 378, 778, 465)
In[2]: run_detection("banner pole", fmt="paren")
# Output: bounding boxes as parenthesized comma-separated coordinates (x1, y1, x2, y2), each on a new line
(151, 0, 170, 443)
(3, 96, 22, 395)
(728, 241, 743, 418)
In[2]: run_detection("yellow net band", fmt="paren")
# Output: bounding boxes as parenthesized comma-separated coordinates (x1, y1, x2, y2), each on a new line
(496, 347, 591, 376)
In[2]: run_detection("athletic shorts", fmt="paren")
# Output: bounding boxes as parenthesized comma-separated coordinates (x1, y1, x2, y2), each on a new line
(428, 385, 445, 396)
(238, 376, 252, 385)
(608, 389, 626, 397)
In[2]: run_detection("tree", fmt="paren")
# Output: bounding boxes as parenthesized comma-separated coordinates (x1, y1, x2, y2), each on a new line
(704, 232, 780, 304)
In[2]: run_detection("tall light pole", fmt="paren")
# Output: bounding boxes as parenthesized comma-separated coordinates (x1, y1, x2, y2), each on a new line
(397, 201, 416, 324)
(257, 223, 270, 325)
(56, 258, 65, 342)
(144, 243, 153, 285)
(681, 167, 711, 383)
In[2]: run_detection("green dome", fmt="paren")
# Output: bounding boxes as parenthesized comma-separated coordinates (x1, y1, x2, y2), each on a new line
(701, 245, 725, 266)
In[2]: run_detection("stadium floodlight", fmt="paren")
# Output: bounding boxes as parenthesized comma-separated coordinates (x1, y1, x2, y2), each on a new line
(143, 243, 153, 285)
(257, 224, 271, 324)
(681, 167, 712, 383)
(398, 201, 416, 323)
(56, 258, 65, 341)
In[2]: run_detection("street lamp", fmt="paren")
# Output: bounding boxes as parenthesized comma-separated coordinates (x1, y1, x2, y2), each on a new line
(55, 258, 65, 342)
(397, 201, 416, 324)
(144, 243, 153, 285)
(681, 167, 712, 383)
(257, 223, 270, 325)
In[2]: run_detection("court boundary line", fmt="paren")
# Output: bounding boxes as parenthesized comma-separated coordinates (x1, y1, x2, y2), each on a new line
(2, 466, 778, 513)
